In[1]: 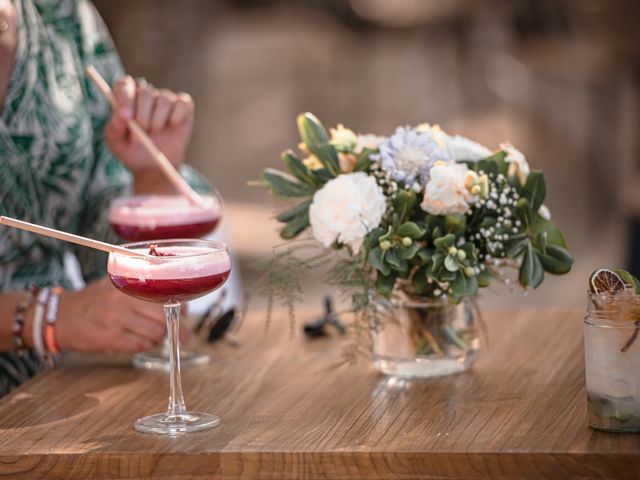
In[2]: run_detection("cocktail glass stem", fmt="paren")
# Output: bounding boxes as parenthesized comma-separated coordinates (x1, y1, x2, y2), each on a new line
(165, 303, 186, 418)
(134, 300, 221, 434)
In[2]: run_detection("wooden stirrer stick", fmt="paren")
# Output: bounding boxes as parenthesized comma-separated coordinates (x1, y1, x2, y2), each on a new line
(0, 216, 148, 258)
(85, 65, 206, 207)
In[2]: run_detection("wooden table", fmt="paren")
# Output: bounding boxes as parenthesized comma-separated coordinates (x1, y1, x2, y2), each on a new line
(0, 308, 638, 479)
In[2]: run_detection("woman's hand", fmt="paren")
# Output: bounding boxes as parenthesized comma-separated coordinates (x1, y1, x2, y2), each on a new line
(104, 75, 195, 194)
(53, 278, 189, 353)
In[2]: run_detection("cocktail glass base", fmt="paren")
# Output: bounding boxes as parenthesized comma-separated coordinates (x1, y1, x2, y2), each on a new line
(132, 349, 210, 371)
(134, 412, 220, 435)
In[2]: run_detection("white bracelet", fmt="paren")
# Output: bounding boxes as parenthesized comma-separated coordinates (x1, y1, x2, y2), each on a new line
(32, 287, 50, 358)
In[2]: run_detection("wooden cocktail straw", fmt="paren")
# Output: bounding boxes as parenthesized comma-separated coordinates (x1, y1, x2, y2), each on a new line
(0, 216, 148, 258)
(85, 65, 205, 207)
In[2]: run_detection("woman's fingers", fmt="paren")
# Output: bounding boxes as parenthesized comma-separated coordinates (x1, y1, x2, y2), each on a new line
(150, 89, 176, 133)
(169, 93, 194, 127)
(112, 329, 155, 353)
(113, 75, 135, 120)
(126, 307, 166, 342)
(135, 82, 156, 130)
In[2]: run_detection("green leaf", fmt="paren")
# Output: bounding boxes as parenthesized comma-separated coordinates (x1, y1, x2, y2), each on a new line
(451, 273, 479, 298)
(368, 247, 390, 276)
(314, 168, 332, 183)
(386, 247, 408, 273)
(281, 151, 321, 187)
(379, 226, 394, 243)
(363, 227, 387, 251)
(431, 252, 445, 271)
(477, 268, 493, 287)
(262, 169, 316, 197)
(440, 269, 457, 282)
(411, 266, 430, 295)
(506, 237, 528, 258)
(614, 269, 640, 294)
(520, 242, 544, 288)
(444, 255, 459, 272)
(523, 172, 546, 213)
(516, 198, 532, 230)
(393, 189, 417, 222)
(433, 233, 455, 250)
(533, 231, 548, 252)
(417, 249, 433, 266)
(296, 113, 340, 176)
(280, 211, 309, 239)
(531, 215, 567, 249)
(397, 221, 426, 239)
(276, 199, 312, 223)
(538, 245, 573, 275)
(376, 273, 397, 296)
(479, 216, 497, 229)
(401, 243, 420, 260)
(444, 214, 466, 235)
(353, 148, 374, 172)
(460, 242, 477, 261)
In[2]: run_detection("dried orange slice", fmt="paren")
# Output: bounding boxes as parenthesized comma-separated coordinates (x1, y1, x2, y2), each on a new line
(589, 268, 626, 294)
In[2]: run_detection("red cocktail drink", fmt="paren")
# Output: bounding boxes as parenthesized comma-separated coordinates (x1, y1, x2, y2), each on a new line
(109, 195, 222, 242)
(108, 245, 230, 304)
(107, 240, 231, 435)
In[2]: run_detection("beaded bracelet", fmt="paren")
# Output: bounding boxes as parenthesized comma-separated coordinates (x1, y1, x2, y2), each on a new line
(32, 287, 50, 358)
(11, 286, 38, 351)
(44, 286, 63, 355)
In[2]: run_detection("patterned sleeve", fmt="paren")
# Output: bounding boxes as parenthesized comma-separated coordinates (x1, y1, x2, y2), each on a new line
(73, 0, 131, 283)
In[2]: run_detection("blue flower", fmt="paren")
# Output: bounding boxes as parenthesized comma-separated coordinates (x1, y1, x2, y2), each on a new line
(377, 127, 450, 186)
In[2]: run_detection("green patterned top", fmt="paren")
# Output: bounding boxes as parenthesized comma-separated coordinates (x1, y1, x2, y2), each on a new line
(0, 0, 128, 290)
(0, 0, 207, 291)
(0, 0, 209, 394)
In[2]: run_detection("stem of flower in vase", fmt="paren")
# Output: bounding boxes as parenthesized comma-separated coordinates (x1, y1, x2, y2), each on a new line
(165, 303, 186, 418)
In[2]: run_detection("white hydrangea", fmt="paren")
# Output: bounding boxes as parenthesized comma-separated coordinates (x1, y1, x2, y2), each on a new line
(500, 141, 530, 185)
(420, 162, 473, 215)
(309, 172, 386, 253)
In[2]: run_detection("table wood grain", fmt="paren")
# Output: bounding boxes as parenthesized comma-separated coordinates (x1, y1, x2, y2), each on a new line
(0, 308, 638, 479)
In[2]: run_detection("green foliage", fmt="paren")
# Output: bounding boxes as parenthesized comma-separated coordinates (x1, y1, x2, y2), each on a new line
(279, 211, 309, 239)
(393, 189, 417, 222)
(261, 169, 316, 197)
(256, 247, 328, 330)
(614, 269, 640, 294)
(297, 113, 340, 176)
(276, 199, 312, 223)
(523, 172, 545, 213)
(281, 151, 321, 187)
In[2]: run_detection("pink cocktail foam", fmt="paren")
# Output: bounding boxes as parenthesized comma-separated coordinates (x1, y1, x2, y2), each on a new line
(108, 246, 230, 280)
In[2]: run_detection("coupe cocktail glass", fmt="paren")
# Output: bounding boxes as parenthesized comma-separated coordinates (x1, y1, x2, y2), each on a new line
(109, 194, 222, 242)
(108, 239, 231, 434)
(109, 194, 223, 370)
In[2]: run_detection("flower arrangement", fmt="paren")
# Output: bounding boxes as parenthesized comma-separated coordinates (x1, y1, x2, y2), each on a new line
(260, 113, 573, 309)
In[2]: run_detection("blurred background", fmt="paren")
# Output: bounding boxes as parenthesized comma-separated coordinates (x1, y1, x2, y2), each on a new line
(94, 0, 640, 309)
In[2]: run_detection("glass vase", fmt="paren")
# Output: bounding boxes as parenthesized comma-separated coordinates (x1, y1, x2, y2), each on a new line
(371, 295, 480, 378)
